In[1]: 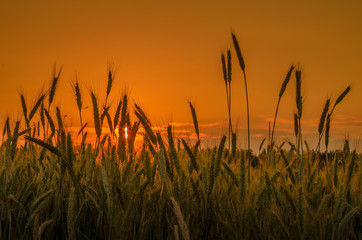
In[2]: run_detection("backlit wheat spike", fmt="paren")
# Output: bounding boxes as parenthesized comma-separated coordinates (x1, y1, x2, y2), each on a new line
(106, 112, 113, 134)
(231, 133, 236, 158)
(279, 65, 294, 98)
(259, 138, 266, 153)
(72, 77, 84, 138)
(100, 105, 110, 124)
(29, 94, 45, 122)
(317, 85, 352, 152)
(10, 121, 20, 159)
(3, 117, 11, 139)
(334, 85, 351, 108)
(221, 54, 228, 85)
(119, 95, 128, 128)
(295, 70, 302, 118)
(318, 98, 330, 135)
(72, 78, 82, 112)
(56, 107, 64, 132)
(188, 101, 199, 140)
(90, 91, 101, 139)
(43, 108, 55, 136)
(182, 139, 198, 173)
(113, 97, 122, 128)
(222, 161, 238, 186)
(106, 65, 114, 98)
(40, 103, 45, 128)
(134, 103, 152, 125)
(167, 125, 181, 175)
(20, 94, 29, 126)
(24, 135, 62, 157)
(48, 64, 63, 109)
(231, 32, 245, 71)
(295, 69, 304, 154)
(135, 105, 157, 146)
(157, 132, 173, 179)
(227, 50, 232, 83)
(271, 65, 294, 147)
(232, 32, 250, 151)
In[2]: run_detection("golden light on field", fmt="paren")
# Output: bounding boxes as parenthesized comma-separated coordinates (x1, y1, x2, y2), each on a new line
(115, 128, 119, 139)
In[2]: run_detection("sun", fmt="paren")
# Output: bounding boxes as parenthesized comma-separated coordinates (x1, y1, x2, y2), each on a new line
(114, 127, 128, 139)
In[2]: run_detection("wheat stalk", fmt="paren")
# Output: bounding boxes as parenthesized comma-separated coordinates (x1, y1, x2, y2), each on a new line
(316, 98, 330, 152)
(71, 77, 83, 137)
(231, 32, 250, 151)
(170, 197, 190, 240)
(48, 64, 63, 109)
(188, 101, 199, 141)
(90, 91, 102, 140)
(317, 85, 351, 151)
(270, 65, 294, 147)
(295, 69, 303, 154)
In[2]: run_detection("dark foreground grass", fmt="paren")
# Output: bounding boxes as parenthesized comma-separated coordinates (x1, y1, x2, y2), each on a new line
(0, 98, 361, 239)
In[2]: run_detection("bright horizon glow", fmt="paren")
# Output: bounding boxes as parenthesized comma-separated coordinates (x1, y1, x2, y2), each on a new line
(114, 127, 128, 140)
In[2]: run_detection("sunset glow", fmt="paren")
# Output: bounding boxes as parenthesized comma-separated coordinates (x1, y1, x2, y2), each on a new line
(1, 1, 361, 151)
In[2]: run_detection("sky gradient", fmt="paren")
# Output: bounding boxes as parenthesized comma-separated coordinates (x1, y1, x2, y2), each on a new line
(1, 0, 361, 151)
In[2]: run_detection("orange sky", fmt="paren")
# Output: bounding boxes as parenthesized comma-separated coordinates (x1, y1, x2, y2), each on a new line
(1, 0, 361, 151)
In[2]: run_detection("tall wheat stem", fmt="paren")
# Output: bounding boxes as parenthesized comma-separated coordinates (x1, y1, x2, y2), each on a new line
(270, 65, 293, 149)
(242, 70, 250, 151)
(270, 98, 281, 148)
(222, 53, 232, 151)
(227, 50, 233, 152)
(228, 83, 232, 151)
